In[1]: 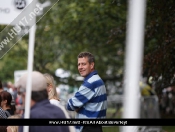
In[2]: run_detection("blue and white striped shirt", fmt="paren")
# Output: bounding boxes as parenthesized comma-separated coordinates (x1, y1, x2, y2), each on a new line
(67, 70, 107, 132)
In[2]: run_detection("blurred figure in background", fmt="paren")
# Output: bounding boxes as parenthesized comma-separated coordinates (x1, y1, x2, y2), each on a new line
(7, 114, 21, 132)
(43, 73, 60, 103)
(7, 82, 13, 95)
(15, 104, 23, 115)
(0, 91, 15, 117)
(0, 126, 7, 132)
(1, 81, 17, 115)
(0, 107, 7, 119)
(44, 73, 75, 132)
(0, 94, 7, 119)
(15, 88, 23, 115)
(139, 77, 156, 96)
(3, 82, 8, 92)
(15, 71, 70, 132)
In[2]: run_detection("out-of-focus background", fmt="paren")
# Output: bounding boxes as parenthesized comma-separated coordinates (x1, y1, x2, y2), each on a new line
(1, 0, 175, 131)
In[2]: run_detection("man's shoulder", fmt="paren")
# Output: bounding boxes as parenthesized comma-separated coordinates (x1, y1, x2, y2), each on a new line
(30, 102, 66, 118)
(86, 74, 101, 83)
(82, 74, 105, 91)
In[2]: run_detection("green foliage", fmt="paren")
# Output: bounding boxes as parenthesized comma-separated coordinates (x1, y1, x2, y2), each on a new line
(143, 0, 175, 89)
(1, 0, 175, 91)
(33, 0, 127, 84)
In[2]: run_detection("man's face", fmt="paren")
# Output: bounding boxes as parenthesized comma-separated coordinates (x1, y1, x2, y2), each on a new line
(78, 57, 94, 77)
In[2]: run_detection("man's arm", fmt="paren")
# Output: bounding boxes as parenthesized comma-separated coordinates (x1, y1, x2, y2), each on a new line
(67, 85, 94, 111)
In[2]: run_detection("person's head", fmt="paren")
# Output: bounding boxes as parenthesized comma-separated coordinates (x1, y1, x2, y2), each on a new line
(7, 125, 17, 132)
(3, 82, 8, 88)
(77, 52, 95, 77)
(7, 114, 21, 132)
(0, 91, 12, 110)
(0, 126, 7, 132)
(15, 71, 48, 108)
(43, 73, 60, 101)
(0, 96, 7, 119)
(7, 82, 12, 89)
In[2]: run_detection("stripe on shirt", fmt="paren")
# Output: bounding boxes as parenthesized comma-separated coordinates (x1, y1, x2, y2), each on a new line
(83, 80, 105, 92)
(79, 108, 106, 118)
(89, 94, 107, 103)
(85, 100, 107, 112)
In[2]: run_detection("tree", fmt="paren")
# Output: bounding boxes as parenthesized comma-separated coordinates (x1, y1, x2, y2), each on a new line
(143, 0, 175, 91)
(33, 0, 127, 86)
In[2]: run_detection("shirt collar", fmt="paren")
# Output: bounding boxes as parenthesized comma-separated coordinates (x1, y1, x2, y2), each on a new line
(84, 70, 98, 81)
(31, 99, 50, 110)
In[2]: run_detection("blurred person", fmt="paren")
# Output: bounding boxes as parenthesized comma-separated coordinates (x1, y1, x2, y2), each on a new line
(44, 73, 75, 132)
(11, 86, 18, 104)
(43, 73, 60, 102)
(3, 82, 8, 92)
(0, 107, 7, 119)
(67, 52, 107, 132)
(0, 91, 15, 117)
(7, 114, 21, 132)
(0, 126, 7, 132)
(139, 77, 156, 96)
(2, 81, 17, 114)
(140, 81, 155, 96)
(0, 95, 7, 119)
(7, 82, 13, 95)
(15, 71, 70, 132)
(15, 94, 23, 105)
(7, 82, 16, 104)
(15, 104, 24, 115)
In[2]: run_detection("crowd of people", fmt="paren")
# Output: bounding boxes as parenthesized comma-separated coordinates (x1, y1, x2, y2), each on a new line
(0, 52, 108, 132)
(0, 73, 75, 132)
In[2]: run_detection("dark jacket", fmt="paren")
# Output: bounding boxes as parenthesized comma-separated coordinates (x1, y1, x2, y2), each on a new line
(19, 99, 70, 132)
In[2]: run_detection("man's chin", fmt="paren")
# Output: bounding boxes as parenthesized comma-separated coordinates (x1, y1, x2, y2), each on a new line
(80, 74, 85, 77)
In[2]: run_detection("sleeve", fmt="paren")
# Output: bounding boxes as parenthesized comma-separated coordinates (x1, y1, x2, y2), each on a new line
(67, 84, 95, 111)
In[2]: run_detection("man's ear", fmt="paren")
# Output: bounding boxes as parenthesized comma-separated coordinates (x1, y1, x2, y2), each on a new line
(90, 62, 95, 69)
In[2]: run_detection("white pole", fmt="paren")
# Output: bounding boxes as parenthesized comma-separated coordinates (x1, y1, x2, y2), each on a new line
(122, 0, 146, 132)
(23, 23, 36, 132)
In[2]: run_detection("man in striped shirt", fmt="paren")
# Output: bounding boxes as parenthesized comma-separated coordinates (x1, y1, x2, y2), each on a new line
(67, 52, 107, 132)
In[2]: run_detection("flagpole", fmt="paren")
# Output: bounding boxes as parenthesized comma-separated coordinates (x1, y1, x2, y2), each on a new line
(122, 0, 147, 131)
(23, 0, 37, 130)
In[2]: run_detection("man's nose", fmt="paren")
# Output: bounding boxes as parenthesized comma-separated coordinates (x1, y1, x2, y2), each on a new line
(78, 65, 83, 69)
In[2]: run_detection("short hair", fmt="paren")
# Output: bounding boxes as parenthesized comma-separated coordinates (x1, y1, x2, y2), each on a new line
(77, 52, 95, 63)
(0, 91, 12, 107)
(0, 91, 16, 114)
(31, 89, 48, 102)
